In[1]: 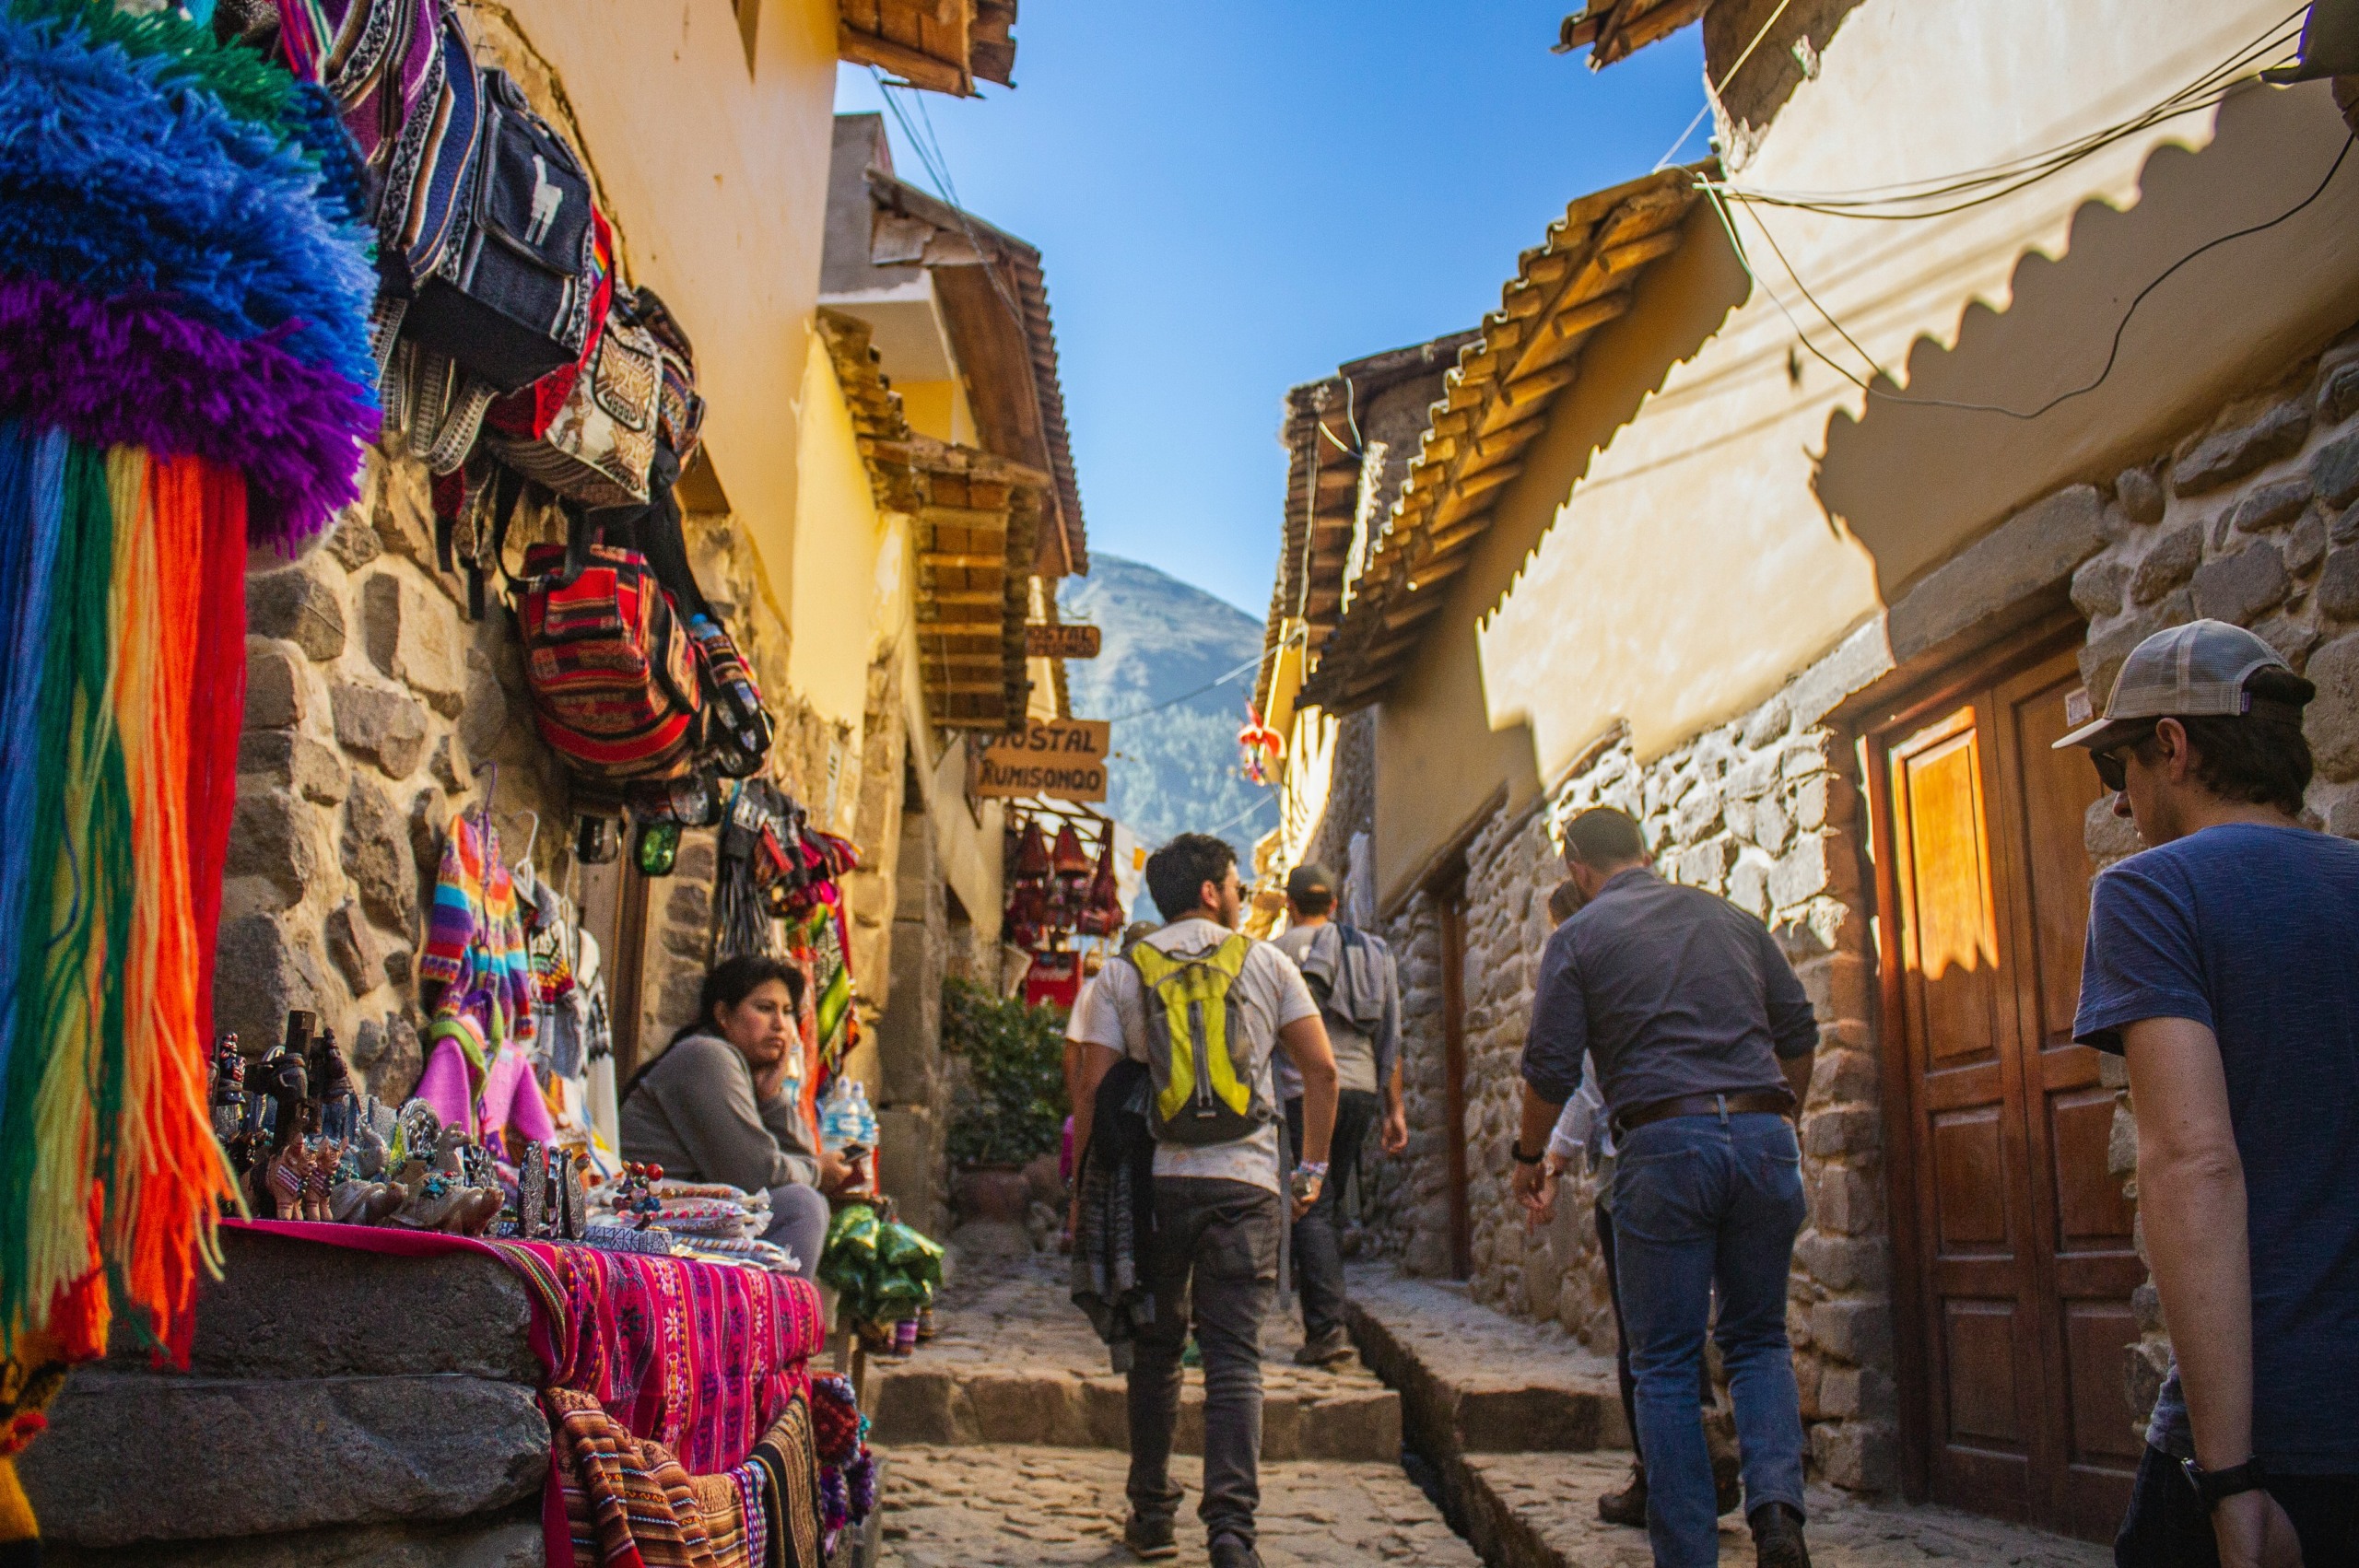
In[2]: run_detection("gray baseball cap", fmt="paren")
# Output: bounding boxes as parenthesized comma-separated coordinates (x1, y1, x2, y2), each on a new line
(2054, 619, 2298, 751)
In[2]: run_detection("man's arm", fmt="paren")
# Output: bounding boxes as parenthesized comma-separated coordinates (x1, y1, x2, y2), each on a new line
(1758, 919, 1817, 1111)
(2122, 1016, 2301, 1568)
(1068, 1038, 1121, 1180)
(1276, 1013, 1338, 1218)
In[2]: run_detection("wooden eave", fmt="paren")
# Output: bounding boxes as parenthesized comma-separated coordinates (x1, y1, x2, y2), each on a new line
(865, 172, 1086, 581)
(1295, 165, 1707, 714)
(839, 0, 1017, 98)
(1251, 331, 1478, 720)
(1554, 0, 1710, 68)
(816, 310, 1045, 732)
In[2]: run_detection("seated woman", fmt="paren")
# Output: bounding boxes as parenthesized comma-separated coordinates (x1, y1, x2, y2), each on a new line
(618, 954, 856, 1280)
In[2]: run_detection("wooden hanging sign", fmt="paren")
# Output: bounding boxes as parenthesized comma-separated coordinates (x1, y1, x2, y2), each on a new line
(973, 719, 1110, 802)
(1025, 622, 1101, 660)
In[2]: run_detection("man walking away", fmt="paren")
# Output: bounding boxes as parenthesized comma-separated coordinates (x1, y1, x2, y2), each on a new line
(1272, 863, 1406, 1366)
(2057, 620, 2359, 1568)
(1509, 808, 1817, 1568)
(1069, 834, 1340, 1568)
(1524, 881, 1742, 1529)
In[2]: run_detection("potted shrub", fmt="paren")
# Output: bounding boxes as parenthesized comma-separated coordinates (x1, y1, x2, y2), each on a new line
(942, 978, 1068, 1224)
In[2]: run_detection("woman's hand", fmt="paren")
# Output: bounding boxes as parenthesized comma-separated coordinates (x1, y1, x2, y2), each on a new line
(817, 1146, 871, 1197)
(753, 1054, 791, 1104)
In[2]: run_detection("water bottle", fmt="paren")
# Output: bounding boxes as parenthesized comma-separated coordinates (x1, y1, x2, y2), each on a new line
(819, 1079, 861, 1152)
(850, 1082, 879, 1151)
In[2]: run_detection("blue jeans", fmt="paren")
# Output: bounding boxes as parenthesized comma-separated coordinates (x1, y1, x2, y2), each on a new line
(1612, 1111, 1808, 1567)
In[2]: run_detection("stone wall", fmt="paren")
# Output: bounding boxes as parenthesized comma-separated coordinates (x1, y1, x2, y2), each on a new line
(26, 1230, 546, 1566)
(2069, 322, 2359, 1430)
(1371, 688, 1890, 1487)
(224, 450, 574, 1097)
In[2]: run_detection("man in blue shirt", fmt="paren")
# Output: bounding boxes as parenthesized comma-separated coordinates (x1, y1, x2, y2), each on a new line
(2060, 619, 2359, 1568)
(1511, 807, 1818, 1568)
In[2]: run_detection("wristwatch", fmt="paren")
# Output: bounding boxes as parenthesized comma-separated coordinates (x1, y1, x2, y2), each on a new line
(1290, 1161, 1328, 1202)
(2181, 1456, 2265, 1512)
(1509, 1141, 1545, 1166)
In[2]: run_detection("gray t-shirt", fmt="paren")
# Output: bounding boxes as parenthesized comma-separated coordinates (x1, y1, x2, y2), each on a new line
(1070, 918, 1318, 1194)
(1272, 925, 1379, 1094)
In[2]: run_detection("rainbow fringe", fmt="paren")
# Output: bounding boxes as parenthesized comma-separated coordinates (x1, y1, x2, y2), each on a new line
(0, 4, 375, 1363)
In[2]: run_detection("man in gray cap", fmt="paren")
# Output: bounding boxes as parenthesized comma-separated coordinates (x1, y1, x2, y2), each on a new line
(2058, 619, 2359, 1568)
(1272, 862, 1403, 1365)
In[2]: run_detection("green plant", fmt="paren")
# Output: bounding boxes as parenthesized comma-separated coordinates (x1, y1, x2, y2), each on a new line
(942, 977, 1069, 1166)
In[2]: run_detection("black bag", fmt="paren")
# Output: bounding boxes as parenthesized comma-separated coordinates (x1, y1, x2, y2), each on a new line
(402, 67, 598, 393)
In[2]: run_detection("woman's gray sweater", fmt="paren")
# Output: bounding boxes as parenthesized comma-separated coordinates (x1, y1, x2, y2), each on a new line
(616, 1033, 820, 1191)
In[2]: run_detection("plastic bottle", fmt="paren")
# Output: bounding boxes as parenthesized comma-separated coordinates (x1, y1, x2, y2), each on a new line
(849, 1082, 879, 1150)
(819, 1079, 861, 1152)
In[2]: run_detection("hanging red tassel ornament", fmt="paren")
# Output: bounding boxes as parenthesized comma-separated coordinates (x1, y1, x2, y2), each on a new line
(1013, 817, 1050, 880)
(1050, 823, 1089, 884)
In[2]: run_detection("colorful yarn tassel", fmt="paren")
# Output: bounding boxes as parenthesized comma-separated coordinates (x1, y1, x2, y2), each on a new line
(0, 0, 373, 1367)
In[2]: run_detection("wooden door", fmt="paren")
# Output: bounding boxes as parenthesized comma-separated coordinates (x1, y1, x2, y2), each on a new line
(1872, 643, 2143, 1539)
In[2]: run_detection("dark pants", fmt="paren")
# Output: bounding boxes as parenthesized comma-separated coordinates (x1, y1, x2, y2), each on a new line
(761, 1181, 830, 1283)
(1128, 1176, 1282, 1548)
(2116, 1445, 2359, 1567)
(1595, 1191, 1714, 1468)
(1285, 1089, 1379, 1344)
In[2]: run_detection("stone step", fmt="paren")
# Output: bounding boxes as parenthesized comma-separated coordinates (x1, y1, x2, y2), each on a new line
(1456, 1452, 2112, 1568)
(870, 1363, 1401, 1461)
(873, 1444, 1481, 1566)
(867, 1245, 1401, 1462)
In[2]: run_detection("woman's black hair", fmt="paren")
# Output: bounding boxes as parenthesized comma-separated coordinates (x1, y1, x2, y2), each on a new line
(668, 954, 804, 1050)
(623, 954, 805, 1102)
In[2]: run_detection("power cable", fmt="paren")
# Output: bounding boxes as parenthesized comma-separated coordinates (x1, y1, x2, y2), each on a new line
(1705, 131, 2355, 421)
(1102, 629, 1306, 725)
(1652, 0, 1799, 170)
(1703, 7, 2304, 218)
(870, 69, 1033, 338)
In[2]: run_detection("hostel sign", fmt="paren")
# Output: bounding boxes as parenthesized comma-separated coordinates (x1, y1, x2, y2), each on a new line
(1025, 622, 1101, 660)
(973, 719, 1110, 802)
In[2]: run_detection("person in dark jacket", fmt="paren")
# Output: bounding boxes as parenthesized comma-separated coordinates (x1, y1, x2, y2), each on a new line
(1510, 807, 1817, 1568)
(619, 954, 853, 1280)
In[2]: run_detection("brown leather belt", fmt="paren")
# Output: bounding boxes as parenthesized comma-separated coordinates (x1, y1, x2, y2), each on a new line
(1613, 1089, 1795, 1138)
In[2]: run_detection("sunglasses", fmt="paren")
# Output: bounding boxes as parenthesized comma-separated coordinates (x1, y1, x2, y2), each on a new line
(2089, 724, 2160, 792)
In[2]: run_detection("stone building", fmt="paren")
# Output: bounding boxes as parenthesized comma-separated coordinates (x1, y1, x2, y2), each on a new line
(1251, 0, 2358, 1541)
(217, 4, 1079, 1240)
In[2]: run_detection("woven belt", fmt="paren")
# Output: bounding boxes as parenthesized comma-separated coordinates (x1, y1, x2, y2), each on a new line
(1612, 1089, 1794, 1139)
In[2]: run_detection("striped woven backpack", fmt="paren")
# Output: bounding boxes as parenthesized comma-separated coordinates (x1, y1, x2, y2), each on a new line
(513, 530, 703, 781)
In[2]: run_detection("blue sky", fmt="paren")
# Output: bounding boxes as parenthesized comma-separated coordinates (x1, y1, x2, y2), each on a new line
(834, 6, 1708, 614)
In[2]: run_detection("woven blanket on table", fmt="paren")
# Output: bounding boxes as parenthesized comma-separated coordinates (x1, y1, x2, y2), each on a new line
(488, 1238, 823, 1474)
(548, 1387, 751, 1568)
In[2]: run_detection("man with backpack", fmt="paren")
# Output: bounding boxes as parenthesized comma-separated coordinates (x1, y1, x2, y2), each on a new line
(1270, 863, 1403, 1366)
(1068, 834, 1340, 1568)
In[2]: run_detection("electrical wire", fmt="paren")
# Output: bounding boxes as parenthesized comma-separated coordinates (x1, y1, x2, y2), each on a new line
(1651, 0, 1799, 170)
(1706, 131, 2355, 421)
(1703, 7, 2304, 219)
(1103, 629, 1306, 725)
(870, 68, 1034, 337)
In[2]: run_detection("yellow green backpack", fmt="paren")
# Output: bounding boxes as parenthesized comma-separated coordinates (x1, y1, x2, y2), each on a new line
(1124, 932, 1271, 1147)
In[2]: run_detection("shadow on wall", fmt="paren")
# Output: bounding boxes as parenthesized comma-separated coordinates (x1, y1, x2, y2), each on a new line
(1817, 78, 2359, 606)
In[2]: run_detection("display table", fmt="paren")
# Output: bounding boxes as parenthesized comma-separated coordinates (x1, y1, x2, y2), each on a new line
(23, 1222, 839, 1567)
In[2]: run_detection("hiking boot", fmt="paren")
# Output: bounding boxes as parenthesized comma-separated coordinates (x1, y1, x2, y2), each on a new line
(1208, 1536, 1263, 1568)
(1293, 1328, 1354, 1366)
(1121, 1515, 1177, 1561)
(1750, 1502, 1812, 1568)
(1597, 1460, 1648, 1527)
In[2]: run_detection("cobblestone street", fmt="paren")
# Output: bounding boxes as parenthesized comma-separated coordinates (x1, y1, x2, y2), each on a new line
(877, 1445, 1481, 1566)
(869, 1243, 2114, 1568)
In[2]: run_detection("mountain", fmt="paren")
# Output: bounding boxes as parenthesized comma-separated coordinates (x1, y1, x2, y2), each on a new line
(1058, 555, 1273, 917)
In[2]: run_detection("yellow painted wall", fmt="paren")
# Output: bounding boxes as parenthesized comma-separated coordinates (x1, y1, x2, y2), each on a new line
(893, 378, 978, 446)
(1365, 0, 2359, 905)
(788, 346, 888, 729)
(499, 0, 840, 621)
